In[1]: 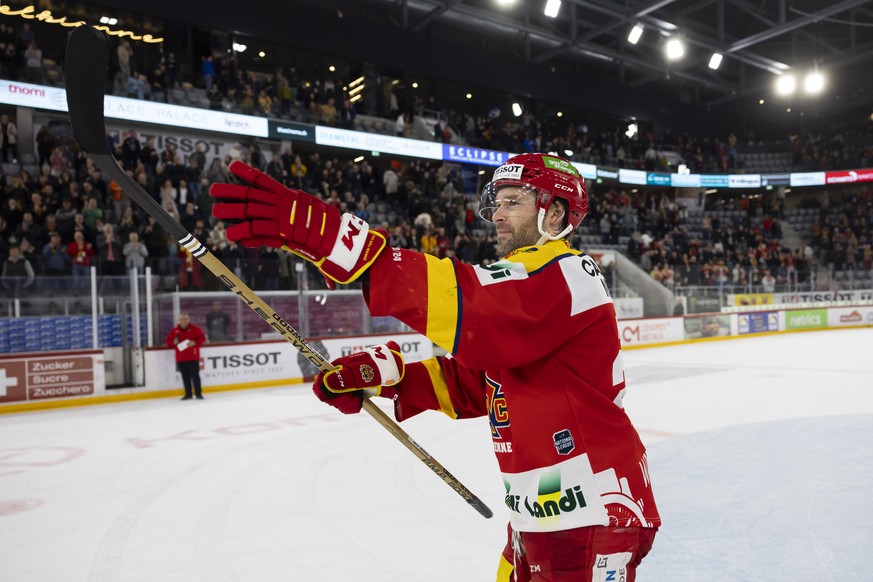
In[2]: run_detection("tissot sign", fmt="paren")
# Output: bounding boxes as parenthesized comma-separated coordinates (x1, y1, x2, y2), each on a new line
(0, 354, 102, 403)
(146, 333, 432, 391)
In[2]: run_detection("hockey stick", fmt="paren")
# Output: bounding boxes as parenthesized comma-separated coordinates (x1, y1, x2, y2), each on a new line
(64, 26, 492, 519)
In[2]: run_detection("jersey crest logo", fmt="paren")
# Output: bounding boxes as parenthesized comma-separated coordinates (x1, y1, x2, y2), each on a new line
(487, 376, 509, 439)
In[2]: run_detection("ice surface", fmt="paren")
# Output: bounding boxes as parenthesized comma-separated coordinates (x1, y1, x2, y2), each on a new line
(1, 328, 871, 581)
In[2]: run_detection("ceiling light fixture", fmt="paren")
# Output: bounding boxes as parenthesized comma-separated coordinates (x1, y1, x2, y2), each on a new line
(665, 38, 684, 61)
(708, 53, 723, 70)
(512, 102, 523, 116)
(628, 25, 643, 45)
(775, 74, 796, 95)
(804, 72, 825, 94)
(544, 0, 561, 18)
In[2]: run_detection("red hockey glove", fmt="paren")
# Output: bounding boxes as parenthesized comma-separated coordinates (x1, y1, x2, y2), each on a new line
(210, 161, 386, 284)
(312, 341, 405, 415)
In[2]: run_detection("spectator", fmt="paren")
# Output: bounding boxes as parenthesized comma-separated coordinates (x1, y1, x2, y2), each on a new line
(0, 113, 17, 163)
(149, 64, 167, 103)
(82, 197, 103, 232)
(127, 71, 147, 100)
(36, 125, 54, 168)
(178, 247, 203, 291)
(67, 230, 94, 293)
(383, 166, 399, 197)
(165, 313, 207, 400)
(23, 41, 44, 85)
(117, 40, 133, 81)
(205, 300, 231, 341)
(49, 147, 67, 177)
(121, 130, 142, 170)
(207, 83, 223, 110)
(42, 232, 70, 287)
(13, 212, 40, 246)
(761, 269, 776, 292)
(179, 202, 202, 233)
(54, 198, 77, 239)
(96, 223, 124, 276)
(1, 244, 35, 291)
(201, 55, 215, 92)
(207, 220, 229, 255)
(123, 231, 148, 271)
(163, 51, 178, 89)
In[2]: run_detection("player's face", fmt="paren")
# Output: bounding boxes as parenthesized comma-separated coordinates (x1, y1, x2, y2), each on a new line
(491, 186, 539, 256)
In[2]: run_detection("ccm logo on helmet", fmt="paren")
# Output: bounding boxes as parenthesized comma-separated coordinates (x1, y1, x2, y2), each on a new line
(553, 182, 573, 192)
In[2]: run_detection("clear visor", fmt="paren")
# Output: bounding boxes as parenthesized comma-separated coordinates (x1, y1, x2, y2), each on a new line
(478, 183, 537, 222)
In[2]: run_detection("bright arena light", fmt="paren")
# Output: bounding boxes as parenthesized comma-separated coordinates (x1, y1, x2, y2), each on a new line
(776, 74, 796, 95)
(708, 53, 723, 70)
(628, 25, 643, 45)
(665, 38, 685, 61)
(512, 102, 523, 117)
(625, 123, 638, 138)
(544, 0, 561, 18)
(804, 72, 825, 94)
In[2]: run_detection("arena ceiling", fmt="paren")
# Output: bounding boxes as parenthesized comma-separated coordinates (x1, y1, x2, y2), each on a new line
(308, 0, 873, 118)
(94, 0, 873, 134)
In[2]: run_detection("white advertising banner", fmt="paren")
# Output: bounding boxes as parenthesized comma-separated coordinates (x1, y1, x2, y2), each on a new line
(617, 318, 684, 347)
(145, 333, 432, 391)
(103, 96, 268, 137)
(789, 172, 826, 187)
(315, 126, 443, 159)
(614, 297, 644, 320)
(0, 80, 268, 138)
(728, 174, 762, 188)
(827, 306, 873, 327)
(618, 169, 647, 185)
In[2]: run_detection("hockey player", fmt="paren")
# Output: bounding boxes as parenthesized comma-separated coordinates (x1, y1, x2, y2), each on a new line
(210, 153, 660, 581)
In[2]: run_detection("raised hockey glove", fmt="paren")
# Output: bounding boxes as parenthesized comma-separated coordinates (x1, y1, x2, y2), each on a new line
(210, 161, 386, 284)
(312, 341, 405, 415)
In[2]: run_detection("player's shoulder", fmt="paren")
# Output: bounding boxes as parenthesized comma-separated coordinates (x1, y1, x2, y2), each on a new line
(503, 240, 580, 273)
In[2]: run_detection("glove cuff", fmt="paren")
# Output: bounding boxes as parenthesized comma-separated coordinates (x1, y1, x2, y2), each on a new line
(323, 342, 405, 394)
(318, 227, 387, 284)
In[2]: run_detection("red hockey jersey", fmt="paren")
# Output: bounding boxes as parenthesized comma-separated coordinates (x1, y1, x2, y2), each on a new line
(365, 240, 660, 533)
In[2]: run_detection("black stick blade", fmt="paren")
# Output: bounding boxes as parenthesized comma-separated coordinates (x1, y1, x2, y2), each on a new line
(65, 26, 111, 155)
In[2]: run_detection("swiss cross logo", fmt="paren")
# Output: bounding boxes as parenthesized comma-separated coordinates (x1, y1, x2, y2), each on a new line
(0, 368, 18, 397)
(0, 362, 27, 403)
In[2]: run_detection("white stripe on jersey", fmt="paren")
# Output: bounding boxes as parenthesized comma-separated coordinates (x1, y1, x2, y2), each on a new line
(559, 256, 613, 316)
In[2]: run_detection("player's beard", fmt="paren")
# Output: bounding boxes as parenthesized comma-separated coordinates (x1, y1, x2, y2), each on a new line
(495, 214, 542, 256)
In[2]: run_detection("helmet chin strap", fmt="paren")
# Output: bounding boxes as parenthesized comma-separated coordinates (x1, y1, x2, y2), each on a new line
(535, 208, 573, 245)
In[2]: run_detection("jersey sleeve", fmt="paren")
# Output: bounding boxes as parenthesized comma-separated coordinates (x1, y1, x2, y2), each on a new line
(364, 242, 613, 370)
(392, 356, 488, 422)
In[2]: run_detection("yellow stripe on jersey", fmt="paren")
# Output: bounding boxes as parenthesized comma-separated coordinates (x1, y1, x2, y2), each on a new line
(504, 239, 577, 273)
(422, 358, 458, 419)
(424, 253, 459, 353)
(496, 555, 515, 582)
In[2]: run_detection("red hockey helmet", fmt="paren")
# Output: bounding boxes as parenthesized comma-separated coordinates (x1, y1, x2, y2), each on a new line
(479, 153, 588, 240)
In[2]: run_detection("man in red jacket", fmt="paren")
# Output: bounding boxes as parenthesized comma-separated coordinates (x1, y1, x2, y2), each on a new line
(165, 313, 206, 400)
